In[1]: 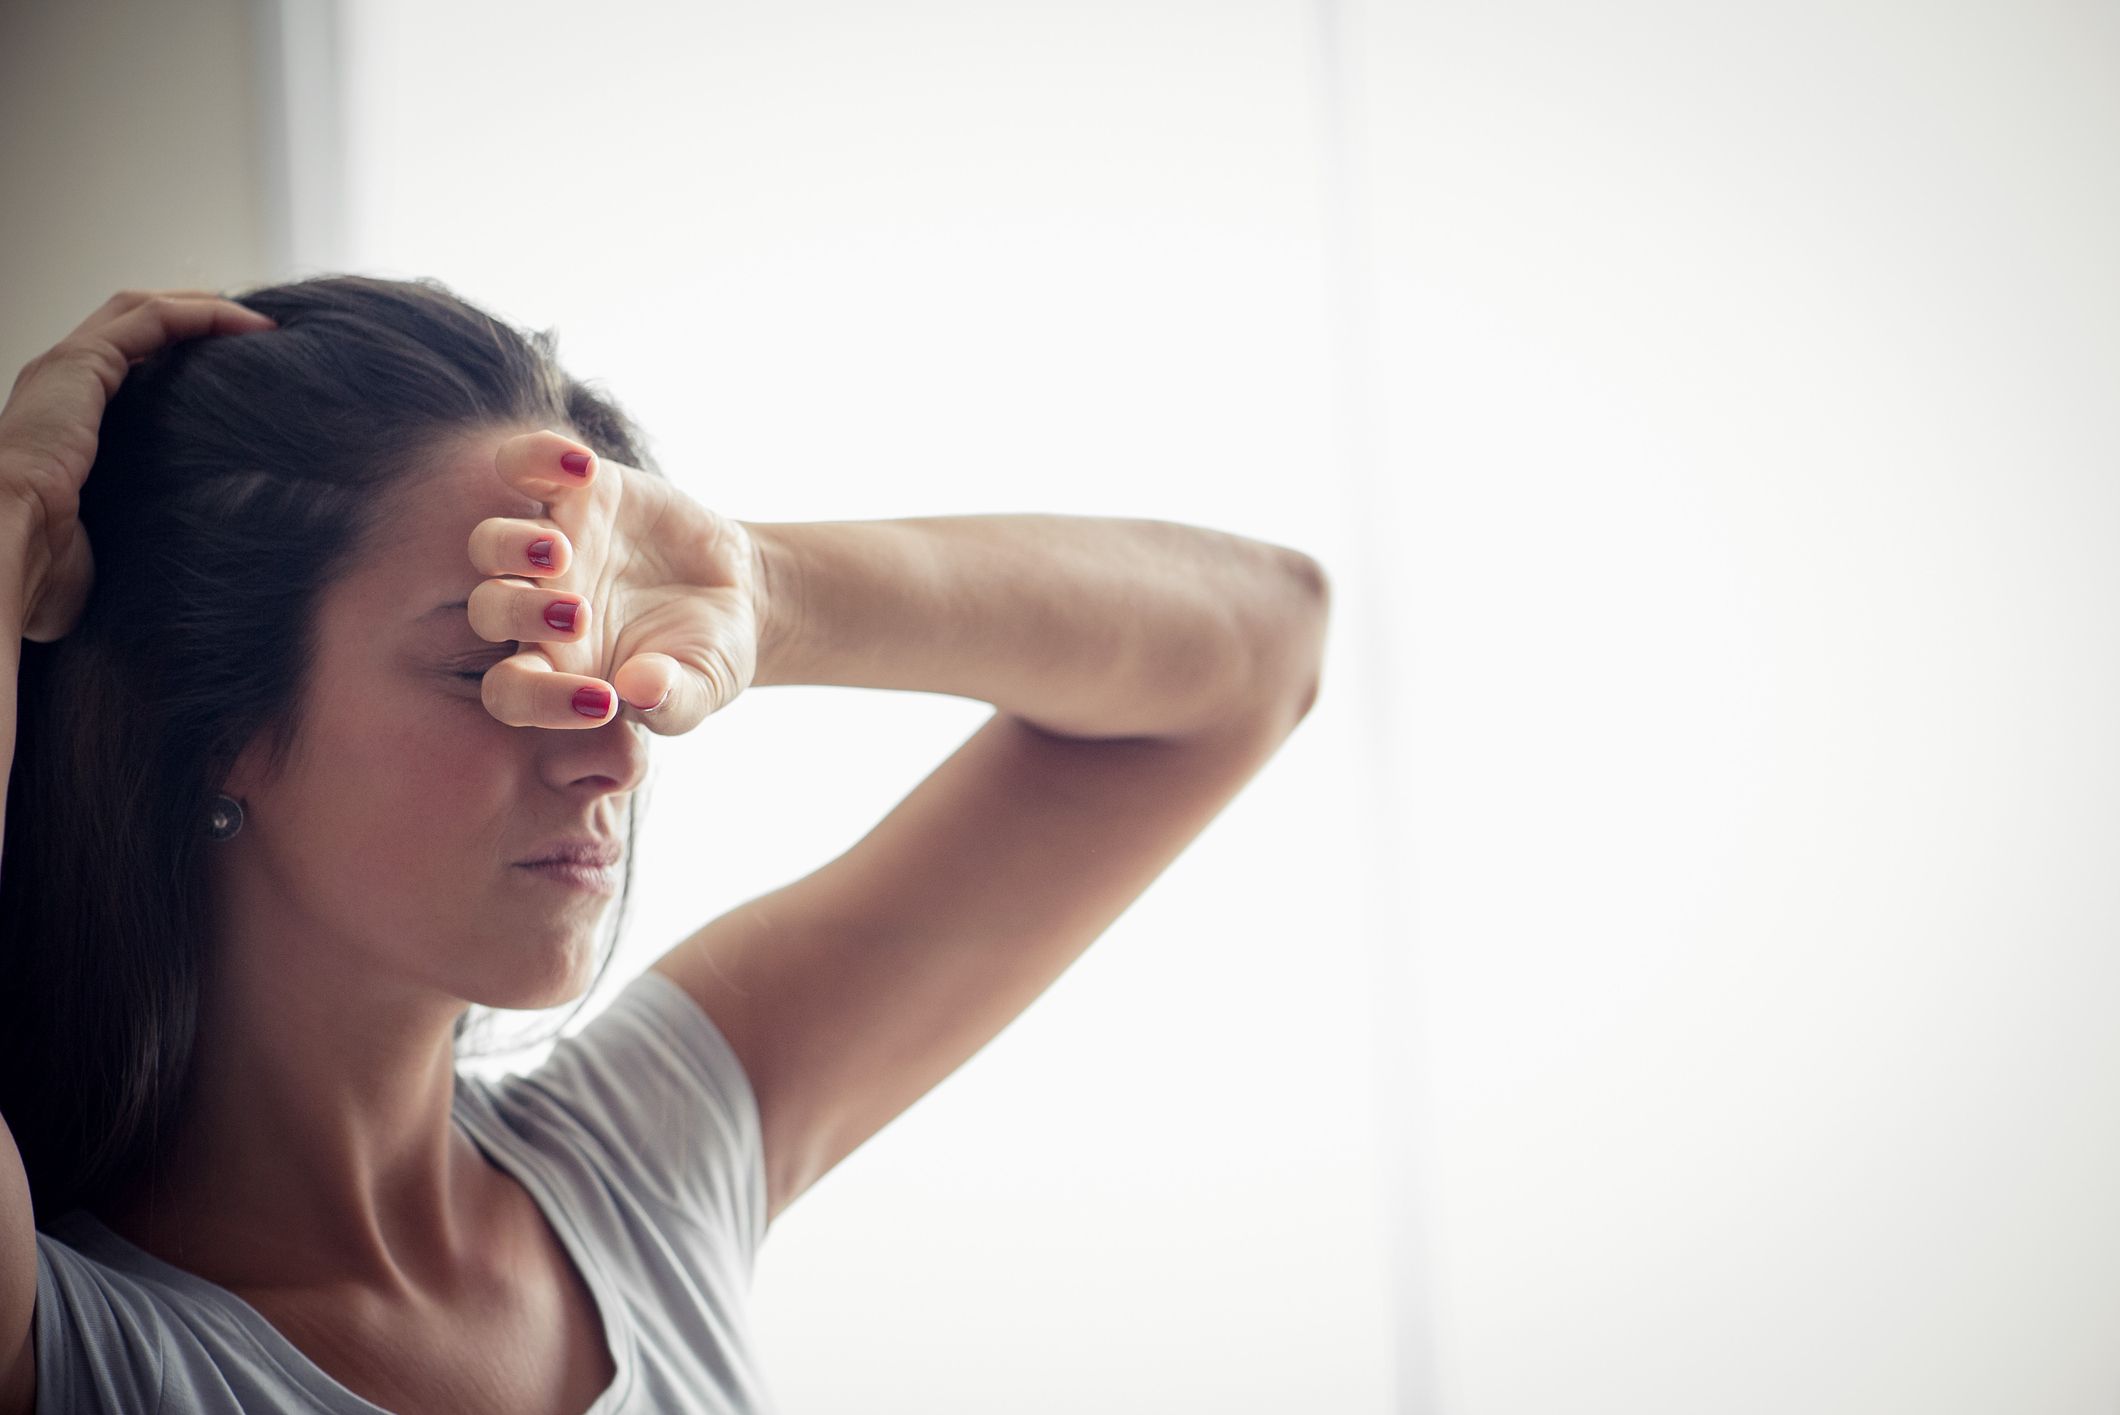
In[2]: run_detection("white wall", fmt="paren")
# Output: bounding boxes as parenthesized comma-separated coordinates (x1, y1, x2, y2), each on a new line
(0, 0, 273, 374)
(1366, 2, 2120, 1411)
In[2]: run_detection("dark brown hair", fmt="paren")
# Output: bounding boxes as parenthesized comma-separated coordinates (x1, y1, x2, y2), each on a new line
(0, 274, 657, 1223)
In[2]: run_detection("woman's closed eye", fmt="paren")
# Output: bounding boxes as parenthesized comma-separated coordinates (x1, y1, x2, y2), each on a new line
(452, 644, 517, 680)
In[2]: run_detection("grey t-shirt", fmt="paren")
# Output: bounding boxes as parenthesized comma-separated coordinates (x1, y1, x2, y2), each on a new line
(29, 967, 779, 1413)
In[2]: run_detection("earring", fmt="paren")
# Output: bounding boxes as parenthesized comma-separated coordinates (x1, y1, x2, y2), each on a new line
(206, 793, 245, 841)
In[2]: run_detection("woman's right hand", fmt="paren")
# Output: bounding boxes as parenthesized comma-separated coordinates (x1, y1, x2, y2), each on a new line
(0, 288, 278, 642)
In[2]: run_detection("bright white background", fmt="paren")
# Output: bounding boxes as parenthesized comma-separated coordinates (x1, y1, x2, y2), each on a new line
(331, 3, 1396, 1412)
(10, 0, 2119, 1410)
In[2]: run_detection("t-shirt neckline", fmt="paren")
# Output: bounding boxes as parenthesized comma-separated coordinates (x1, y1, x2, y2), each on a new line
(46, 1079, 640, 1414)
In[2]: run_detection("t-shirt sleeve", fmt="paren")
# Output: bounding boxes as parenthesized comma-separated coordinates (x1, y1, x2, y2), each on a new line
(495, 968, 768, 1264)
(32, 1233, 166, 1413)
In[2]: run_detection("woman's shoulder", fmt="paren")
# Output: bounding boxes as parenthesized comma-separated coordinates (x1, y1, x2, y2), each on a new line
(31, 1217, 174, 1411)
(455, 968, 768, 1266)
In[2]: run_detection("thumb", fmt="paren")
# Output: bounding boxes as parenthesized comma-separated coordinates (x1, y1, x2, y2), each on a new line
(612, 650, 737, 735)
(22, 520, 94, 643)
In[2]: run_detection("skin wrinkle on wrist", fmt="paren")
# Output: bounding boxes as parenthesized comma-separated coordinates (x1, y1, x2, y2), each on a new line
(744, 520, 803, 690)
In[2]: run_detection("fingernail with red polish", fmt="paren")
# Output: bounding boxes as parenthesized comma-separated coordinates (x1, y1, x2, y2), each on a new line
(573, 686, 612, 719)
(561, 452, 591, 477)
(527, 538, 554, 569)
(544, 600, 578, 632)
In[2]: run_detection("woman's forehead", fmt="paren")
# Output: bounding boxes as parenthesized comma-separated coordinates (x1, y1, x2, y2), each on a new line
(405, 431, 550, 530)
(350, 436, 548, 622)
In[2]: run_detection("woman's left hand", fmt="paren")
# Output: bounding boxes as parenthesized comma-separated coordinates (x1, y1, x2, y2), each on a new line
(464, 428, 766, 734)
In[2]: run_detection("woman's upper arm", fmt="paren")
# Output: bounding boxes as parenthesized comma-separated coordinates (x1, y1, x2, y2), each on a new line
(1, 515, 36, 1415)
(0, 1108, 36, 1415)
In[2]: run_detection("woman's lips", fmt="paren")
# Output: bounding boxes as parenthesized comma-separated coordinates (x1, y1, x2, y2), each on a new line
(516, 838, 622, 867)
(513, 859, 618, 893)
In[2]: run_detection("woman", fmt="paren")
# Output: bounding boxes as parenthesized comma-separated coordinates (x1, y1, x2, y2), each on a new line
(0, 279, 1328, 1414)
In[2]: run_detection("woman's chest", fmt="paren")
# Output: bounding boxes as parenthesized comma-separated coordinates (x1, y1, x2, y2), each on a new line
(236, 1238, 618, 1415)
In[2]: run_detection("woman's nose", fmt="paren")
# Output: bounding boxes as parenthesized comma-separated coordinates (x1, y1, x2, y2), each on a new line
(547, 713, 650, 796)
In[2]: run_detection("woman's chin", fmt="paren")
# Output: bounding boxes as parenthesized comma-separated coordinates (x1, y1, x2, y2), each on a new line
(463, 933, 602, 1012)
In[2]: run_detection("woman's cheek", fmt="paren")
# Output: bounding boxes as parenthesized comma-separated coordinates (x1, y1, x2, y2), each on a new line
(348, 693, 513, 826)
(405, 716, 515, 813)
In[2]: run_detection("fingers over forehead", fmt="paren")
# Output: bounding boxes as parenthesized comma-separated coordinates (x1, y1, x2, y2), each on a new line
(465, 577, 513, 641)
(469, 516, 569, 577)
(494, 428, 599, 499)
(467, 578, 589, 647)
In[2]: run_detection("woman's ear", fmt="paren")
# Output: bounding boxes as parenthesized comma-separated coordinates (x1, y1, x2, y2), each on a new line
(216, 723, 283, 806)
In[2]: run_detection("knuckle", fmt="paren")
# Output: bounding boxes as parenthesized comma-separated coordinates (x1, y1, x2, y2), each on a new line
(467, 521, 504, 565)
(697, 652, 735, 712)
(481, 669, 527, 726)
(45, 339, 122, 383)
(465, 579, 516, 636)
(10, 349, 49, 390)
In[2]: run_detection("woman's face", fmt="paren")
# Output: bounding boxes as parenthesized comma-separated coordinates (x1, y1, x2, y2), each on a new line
(216, 422, 650, 1014)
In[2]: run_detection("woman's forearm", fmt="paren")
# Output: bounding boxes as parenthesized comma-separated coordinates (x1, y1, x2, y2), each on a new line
(740, 513, 1327, 741)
